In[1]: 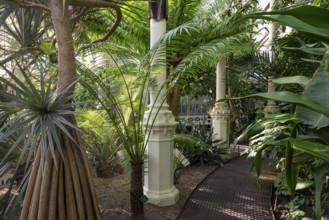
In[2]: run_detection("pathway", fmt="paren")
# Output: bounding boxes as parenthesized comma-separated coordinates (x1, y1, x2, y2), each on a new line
(177, 156, 276, 220)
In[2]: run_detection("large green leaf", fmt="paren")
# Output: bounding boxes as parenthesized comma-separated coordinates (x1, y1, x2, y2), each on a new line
(285, 134, 298, 196)
(253, 144, 269, 177)
(312, 164, 328, 220)
(233, 91, 329, 119)
(234, 113, 298, 145)
(245, 6, 329, 42)
(290, 138, 329, 162)
(284, 45, 327, 56)
(246, 6, 329, 128)
(272, 76, 310, 88)
(292, 152, 313, 165)
(296, 50, 329, 129)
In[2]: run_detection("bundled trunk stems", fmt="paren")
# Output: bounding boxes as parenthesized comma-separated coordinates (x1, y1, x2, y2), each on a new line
(20, 117, 102, 219)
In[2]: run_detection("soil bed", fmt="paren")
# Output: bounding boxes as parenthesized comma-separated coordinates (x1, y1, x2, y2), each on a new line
(272, 187, 329, 219)
(0, 164, 216, 219)
(95, 164, 217, 220)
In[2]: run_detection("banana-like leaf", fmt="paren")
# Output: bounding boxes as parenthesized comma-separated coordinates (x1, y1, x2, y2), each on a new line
(234, 113, 298, 145)
(292, 152, 313, 165)
(236, 91, 329, 120)
(234, 53, 329, 129)
(284, 46, 327, 56)
(306, 126, 329, 144)
(290, 138, 329, 162)
(312, 164, 328, 220)
(244, 5, 329, 131)
(272, 76, 310, 88)
(254, 144, 269, 177)
(245, 6, 329, 42)
(285, 141, 298, 196)
(264, 138, 288, 147)
(296, 50, 329, 129)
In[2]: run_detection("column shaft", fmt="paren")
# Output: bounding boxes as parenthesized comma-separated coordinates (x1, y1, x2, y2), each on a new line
(210, 57, 230, 147)
(143, 17, 179, 207)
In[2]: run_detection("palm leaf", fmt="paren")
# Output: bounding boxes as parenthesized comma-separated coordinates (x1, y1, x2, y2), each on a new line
(78, 57, 150, 160)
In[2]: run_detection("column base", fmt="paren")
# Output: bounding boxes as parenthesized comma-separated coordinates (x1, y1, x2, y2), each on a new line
(144, 186, 179, 207)
(209, 103, 230, 147)
(264, 105, 281, 115)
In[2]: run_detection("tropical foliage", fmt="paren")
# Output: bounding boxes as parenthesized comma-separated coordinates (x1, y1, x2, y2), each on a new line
(235, 5, 329, 219)
(1, 0, 329, 220)
(79, 52, 150, 218)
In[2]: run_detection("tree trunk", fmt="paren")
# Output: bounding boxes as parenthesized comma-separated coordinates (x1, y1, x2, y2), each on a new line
(20, 116, 102, 220)
(20, 0, 102, 219)
(130, 160, 144, 220)
(168, 84, 181, 117)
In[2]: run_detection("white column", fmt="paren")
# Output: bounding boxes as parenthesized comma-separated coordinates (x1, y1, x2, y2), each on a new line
(209, 57, 230, 147)
(264, 0, 280, 115)
(268, 0, 275, 62)
(264, 76, 280, 115)
(143, 19, 179, 206)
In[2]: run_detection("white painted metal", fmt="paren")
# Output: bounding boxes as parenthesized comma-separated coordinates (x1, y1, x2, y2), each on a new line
(264, 0, 280, 115)
(209, 57, 230, 147)
(143, 18, 179, 207)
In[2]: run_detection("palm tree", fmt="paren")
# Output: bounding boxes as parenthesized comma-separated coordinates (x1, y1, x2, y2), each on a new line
(79, 47, 150, 219)
(151, 0, 258, 130)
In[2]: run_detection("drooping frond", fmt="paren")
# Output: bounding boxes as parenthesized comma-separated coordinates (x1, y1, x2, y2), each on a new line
(146, 0, 258, 86)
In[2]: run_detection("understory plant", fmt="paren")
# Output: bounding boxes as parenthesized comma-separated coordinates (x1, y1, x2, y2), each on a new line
(175, 119, 228, 165)
(78, 110, 122, 177)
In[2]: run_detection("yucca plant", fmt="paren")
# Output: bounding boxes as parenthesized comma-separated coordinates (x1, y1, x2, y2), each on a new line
(0, 0, 141, 218)
(0, 61, 102, 219)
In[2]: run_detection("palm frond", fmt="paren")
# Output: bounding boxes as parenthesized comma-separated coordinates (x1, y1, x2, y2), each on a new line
(78, 60, 149, 160)
(145, 0, 258, 86)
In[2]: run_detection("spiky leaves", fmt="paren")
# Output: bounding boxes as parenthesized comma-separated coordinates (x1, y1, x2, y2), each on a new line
(0, 63, 102, 219)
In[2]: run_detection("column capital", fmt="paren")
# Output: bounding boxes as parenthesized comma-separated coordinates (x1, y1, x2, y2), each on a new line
(209, 103, 230, 118)
(143, 108, 177, 135)
(264, 105, 281, 115)
(148, 0, 168, 20)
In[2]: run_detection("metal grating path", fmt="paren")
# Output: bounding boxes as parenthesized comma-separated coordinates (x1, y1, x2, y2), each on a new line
(177, 156, 276, 220)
